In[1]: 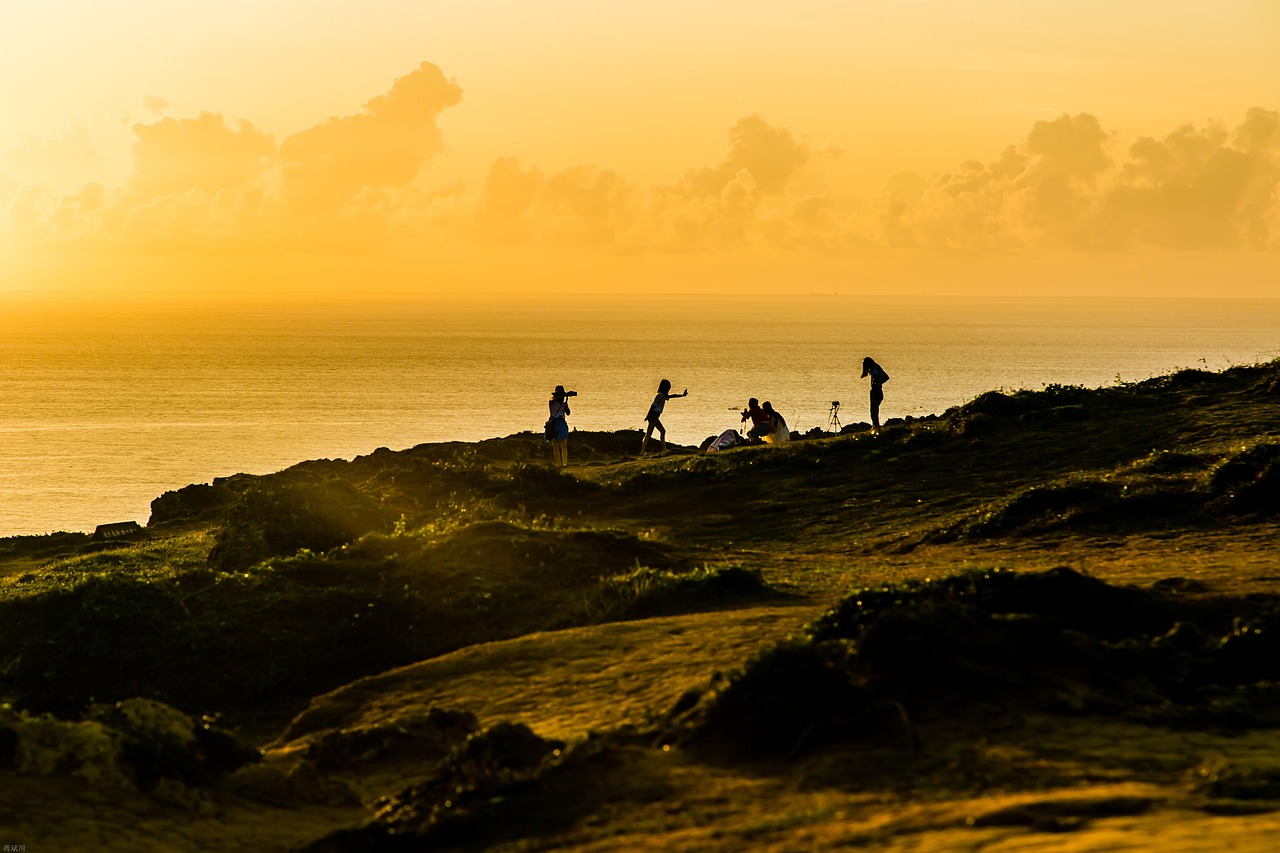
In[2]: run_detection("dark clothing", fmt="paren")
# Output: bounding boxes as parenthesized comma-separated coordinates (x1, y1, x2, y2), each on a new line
(863, 360, 888, 429)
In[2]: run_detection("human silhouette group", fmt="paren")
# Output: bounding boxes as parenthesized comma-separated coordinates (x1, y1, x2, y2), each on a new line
(547, 356, 889, 465)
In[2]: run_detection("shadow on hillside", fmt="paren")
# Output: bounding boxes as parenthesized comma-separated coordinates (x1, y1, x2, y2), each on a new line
(300, 566, 1280, 850)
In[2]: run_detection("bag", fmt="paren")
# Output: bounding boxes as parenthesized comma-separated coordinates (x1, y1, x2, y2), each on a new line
(543, 418, 556, 441)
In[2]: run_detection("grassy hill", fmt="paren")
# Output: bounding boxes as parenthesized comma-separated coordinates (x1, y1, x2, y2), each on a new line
(1, 360, 1279, 850)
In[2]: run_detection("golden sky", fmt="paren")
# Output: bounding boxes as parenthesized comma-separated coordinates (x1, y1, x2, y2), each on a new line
(2, 0, 1278, 299)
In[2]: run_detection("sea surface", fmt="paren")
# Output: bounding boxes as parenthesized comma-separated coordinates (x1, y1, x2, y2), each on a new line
(2, 295, 1277, 537)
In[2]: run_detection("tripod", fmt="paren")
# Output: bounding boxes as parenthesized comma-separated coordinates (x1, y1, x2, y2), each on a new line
(827, 401, 842, 433)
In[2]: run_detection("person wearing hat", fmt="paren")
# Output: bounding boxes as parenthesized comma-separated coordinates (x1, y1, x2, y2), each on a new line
(548, 385, 572, 466)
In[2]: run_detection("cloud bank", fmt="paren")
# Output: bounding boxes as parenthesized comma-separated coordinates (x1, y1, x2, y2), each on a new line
(4, 62, 462, 255)
(890, 109, 1280, 252)
(3, 61, 1278, 271)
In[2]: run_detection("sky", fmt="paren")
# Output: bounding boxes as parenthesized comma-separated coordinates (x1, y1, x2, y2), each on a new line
(1, 0, 1278, 300)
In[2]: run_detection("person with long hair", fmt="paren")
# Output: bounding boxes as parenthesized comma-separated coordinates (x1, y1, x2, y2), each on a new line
(641, 379, 688, 455)
(860, 356, 890, 433)
(548, 385, 572, 466)
(762, 401, 789, 443)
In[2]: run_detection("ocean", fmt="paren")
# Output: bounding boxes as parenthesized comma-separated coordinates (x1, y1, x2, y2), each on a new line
(1, 295, 1277, 537)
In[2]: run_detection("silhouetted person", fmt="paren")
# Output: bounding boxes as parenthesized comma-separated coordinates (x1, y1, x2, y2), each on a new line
(762, 401, 789, 443)
(742, 398, 771, 441)
(860, 357, 889, 433)
(548, 385, 572, 467)
(641, 379, 688, 455)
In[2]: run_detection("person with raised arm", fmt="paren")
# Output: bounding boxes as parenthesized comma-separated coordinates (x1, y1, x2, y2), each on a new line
(641, 379, 688, 455)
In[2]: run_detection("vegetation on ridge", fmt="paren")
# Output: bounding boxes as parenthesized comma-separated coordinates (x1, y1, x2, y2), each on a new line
(1, 360, 1278, 722)
(2, 360, 1280, 849)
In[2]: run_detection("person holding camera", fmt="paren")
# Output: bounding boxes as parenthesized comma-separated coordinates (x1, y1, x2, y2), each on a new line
(641, 379, 688, 455)
(742, 398, 772, 441)
(548, 385, 575, 467)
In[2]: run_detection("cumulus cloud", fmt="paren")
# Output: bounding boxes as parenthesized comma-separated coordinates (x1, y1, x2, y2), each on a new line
(671, 114, 810, 197)
(461, 107, 1278, 256)
(279, 62, 462, 210)
(128, 112, 275, 198)
(469, 114, 852, 253)
(885, 110, 1280, 252)
(475, 158, 637, 246)
(4, 124, 104, 190)
(1097, 108, 1280, 249)
(8, 62, 462, 256)
(4, 57, 1277, 265)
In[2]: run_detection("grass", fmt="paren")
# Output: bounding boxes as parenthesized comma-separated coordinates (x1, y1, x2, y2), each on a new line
(0, 359, 1278, 730)
(577, 564, 774, 623)
(5, 360, 1280, 852)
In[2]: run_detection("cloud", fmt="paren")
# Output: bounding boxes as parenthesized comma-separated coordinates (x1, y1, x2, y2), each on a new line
(279, 61, 462, 210)
(672, 114, 810, 197)
(469, 114, 850, 252)
(128, 112, 275, 197)
(4, 124, 104, 190)
(1097, 108, 1280, 249)
(885, 110, 1280, 252)
(4, 56, 1276, 269)
(142, 96, 169, 116)
(10, 62, 463, 256)
(474, 158, 640, 247)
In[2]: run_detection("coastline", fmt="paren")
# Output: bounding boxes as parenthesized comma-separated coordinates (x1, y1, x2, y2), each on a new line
(5, 295, 1280, 537)
(1, 359, 1279, 848)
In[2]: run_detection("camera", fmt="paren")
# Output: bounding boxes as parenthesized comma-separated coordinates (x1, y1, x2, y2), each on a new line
(831, 401, 840, 409)
(740, 408, 751, 423)
(565, 390, 578, 397)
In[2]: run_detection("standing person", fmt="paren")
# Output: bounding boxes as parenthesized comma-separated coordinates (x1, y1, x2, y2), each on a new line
(860, 357, 890, 433)
(641, 379, 688, 455)
(762, 401, 789, 443)
(742, 398, 772, 441)
(548, 385, 573, 467)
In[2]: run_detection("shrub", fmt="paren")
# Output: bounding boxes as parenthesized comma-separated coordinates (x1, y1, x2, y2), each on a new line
(581, 564, 771, 622)
(208, 479, 395, 572)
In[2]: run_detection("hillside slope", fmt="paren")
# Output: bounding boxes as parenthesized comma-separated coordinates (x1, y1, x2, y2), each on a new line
(1, 360, 1278, 850)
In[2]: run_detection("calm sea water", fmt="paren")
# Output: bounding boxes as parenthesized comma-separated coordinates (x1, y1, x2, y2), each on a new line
(1, 296, 1277, 537)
